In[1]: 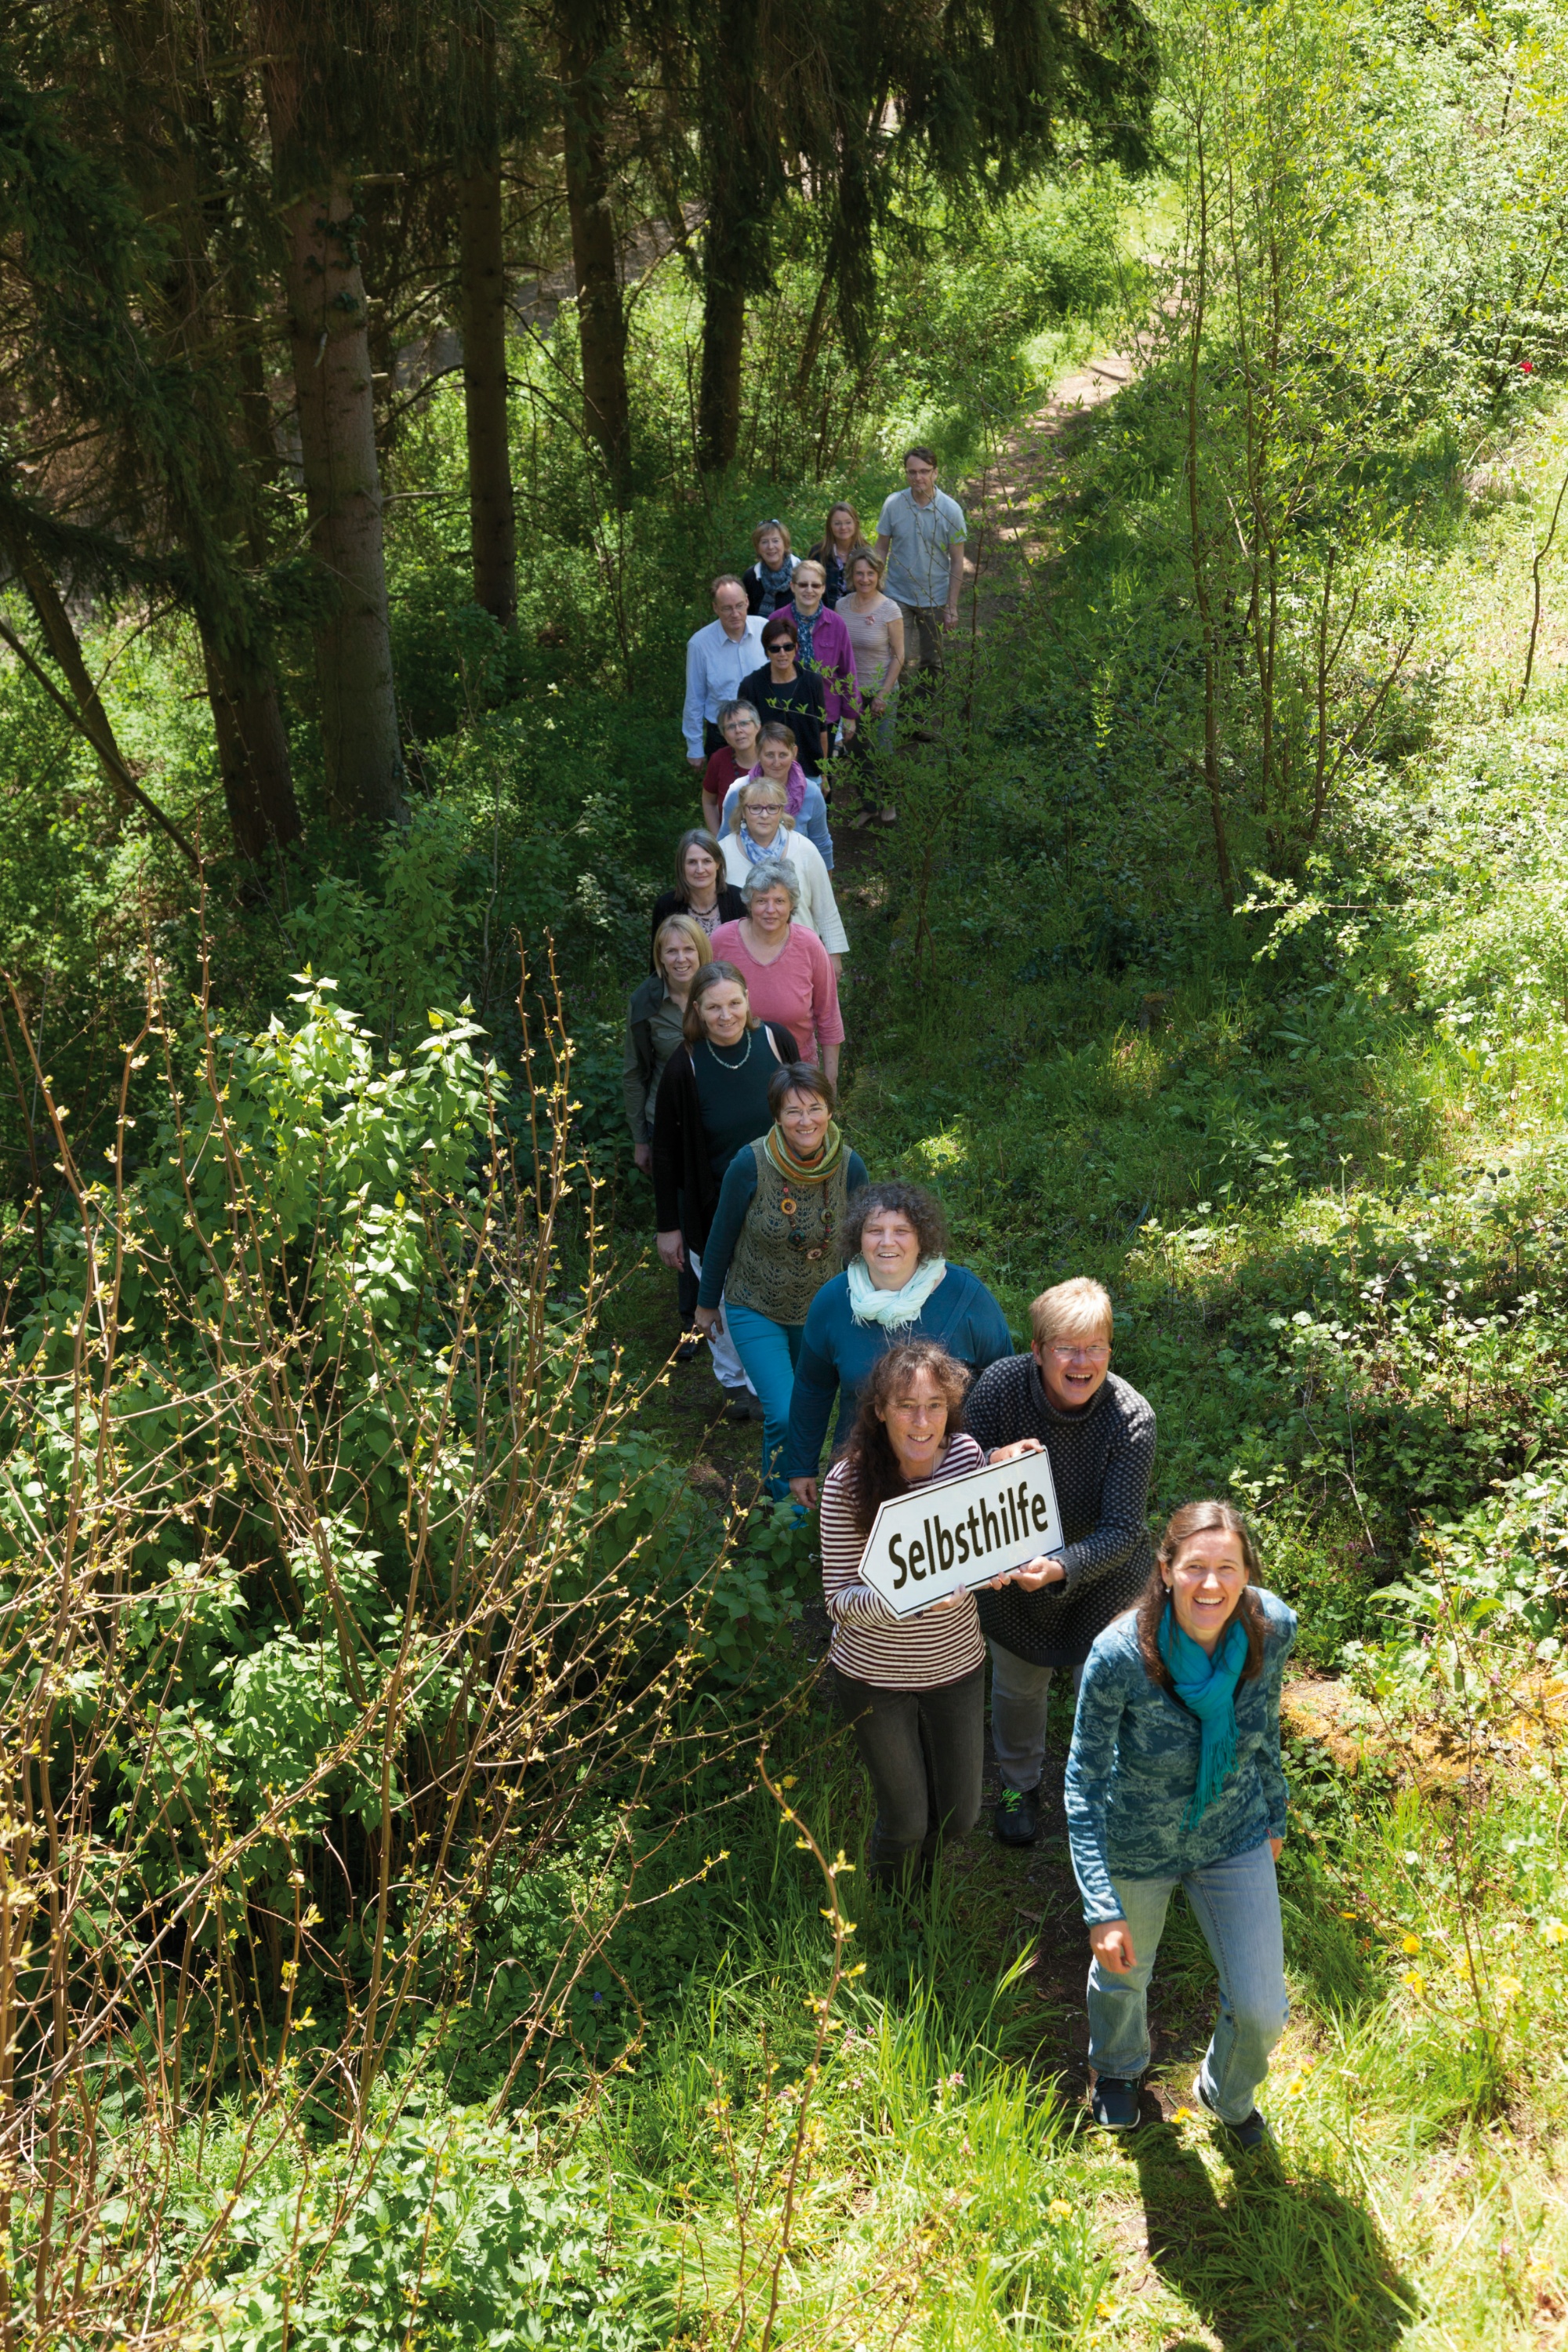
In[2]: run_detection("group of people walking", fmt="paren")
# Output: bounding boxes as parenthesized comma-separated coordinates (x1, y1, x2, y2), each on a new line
(622, 449, 1295, 2149)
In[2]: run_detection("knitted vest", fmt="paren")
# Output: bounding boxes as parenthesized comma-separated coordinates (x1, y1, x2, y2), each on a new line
(725, 1140, 849, 1323)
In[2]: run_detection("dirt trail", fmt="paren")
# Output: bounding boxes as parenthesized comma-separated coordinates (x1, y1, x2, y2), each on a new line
(964, 346, 1135, 593)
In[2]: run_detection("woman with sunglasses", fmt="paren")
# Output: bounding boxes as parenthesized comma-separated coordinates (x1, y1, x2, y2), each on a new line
(740, 615, 834, 779)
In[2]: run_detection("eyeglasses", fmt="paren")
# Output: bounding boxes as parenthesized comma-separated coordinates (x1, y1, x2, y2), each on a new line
(1046, 1341, 1110, 1363)
(755, 517, 785, 532)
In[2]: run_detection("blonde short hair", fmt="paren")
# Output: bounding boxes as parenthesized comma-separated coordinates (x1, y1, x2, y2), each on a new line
(728, 774, 797, 838)
(1030, 1277, 1112, 1350)
(653, 913, 713, 978)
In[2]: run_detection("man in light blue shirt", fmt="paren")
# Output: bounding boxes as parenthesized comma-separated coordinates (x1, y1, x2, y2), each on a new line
(683, 576, 768, 768)
(875, 448, 968, 679)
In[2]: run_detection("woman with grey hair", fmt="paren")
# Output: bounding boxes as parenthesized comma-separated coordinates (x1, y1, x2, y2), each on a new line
(713, 859, 844, 1083)
(701, 698, 761, 835)
(720, 774, 848, 965)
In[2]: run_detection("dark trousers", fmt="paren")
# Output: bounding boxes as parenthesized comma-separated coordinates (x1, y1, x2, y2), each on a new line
(677, 1258, 699, 1325)
(703, 720, 726, 757)
(833, 1664, 985, 1886)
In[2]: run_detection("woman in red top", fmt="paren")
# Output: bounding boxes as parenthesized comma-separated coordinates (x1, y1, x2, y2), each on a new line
(699, 699, 760, 836)
(712, 859, 844, 1083)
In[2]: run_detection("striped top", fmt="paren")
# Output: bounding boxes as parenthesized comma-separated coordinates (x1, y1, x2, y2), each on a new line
(820, 1433, 988, 1689)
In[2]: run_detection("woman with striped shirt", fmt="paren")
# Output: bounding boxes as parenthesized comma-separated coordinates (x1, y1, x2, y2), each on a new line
(821, 1340, 988, 1888)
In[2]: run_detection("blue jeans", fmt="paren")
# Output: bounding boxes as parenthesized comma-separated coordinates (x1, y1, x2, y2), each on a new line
(1087, 1841, 1288, 2123)
(723, 1303, 804, 1495)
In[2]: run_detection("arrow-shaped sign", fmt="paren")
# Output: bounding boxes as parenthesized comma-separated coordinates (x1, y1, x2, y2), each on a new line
(858, 1447, 1065, 1619)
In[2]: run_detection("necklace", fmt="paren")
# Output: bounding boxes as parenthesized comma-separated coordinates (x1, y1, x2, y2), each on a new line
(705, 1029, 752, 1071)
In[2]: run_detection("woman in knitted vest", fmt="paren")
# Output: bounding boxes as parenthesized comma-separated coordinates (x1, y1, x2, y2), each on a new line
(695, 1063, 868, 1495)
(1065, 1499, 1295, 2144)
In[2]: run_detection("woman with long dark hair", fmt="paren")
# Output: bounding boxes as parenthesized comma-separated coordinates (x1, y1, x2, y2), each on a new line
(820, 1341, 988, 1886)
(648, 829, 746, 964)
(808, 501, 866, 608)
(1065, 1499, 1296, 2145)
(652, 962, 800, 1416)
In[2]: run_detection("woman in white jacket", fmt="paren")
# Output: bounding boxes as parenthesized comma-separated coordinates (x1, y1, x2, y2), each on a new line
(720, 771, 848, 968)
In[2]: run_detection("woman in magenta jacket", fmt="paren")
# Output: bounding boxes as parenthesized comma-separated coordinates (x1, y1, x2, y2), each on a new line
(786, 560, 860, 740)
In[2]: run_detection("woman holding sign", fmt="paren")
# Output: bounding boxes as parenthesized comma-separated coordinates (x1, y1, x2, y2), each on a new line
(821, 1340, 988, 1888)
(693, 1064, 868, 1495)
(785, 1183, 1011, 1504)
(1065, 1500, 1295, 2144)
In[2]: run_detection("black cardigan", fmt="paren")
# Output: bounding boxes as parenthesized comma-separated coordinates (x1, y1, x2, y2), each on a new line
(739, 663, 826, 773)
(648, 884, 746, 968)
(651, 1023, 800, 1250)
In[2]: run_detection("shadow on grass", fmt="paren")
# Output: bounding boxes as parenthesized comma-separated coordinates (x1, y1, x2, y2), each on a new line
(1130, 2125, 1418, 2352)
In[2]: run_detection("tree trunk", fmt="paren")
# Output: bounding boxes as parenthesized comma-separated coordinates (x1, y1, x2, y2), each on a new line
(201, 633, 305, 862)
(559, 15, 630, 490)
(269, 151, 405, 826)
(458, 154, 517, 624)
(10, 545, 134, 821)
(698, 271, 746, 474)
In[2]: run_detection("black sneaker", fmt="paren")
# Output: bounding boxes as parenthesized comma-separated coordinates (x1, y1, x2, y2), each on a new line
(674, 1333, 702, 1363)
(1194, 2080, 1269, 2150)
(724, 1393, 765, 1421)
(993, 1786, 1040, 1846)
(1090, 2075, 1142, 2132)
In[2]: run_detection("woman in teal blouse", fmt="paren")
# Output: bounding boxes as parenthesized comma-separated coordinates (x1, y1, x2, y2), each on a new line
(1065, 1499, 1295, 2145)
(783, 1181, 1011, 1502)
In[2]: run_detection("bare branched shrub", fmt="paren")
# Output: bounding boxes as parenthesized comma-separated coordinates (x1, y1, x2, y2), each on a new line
(0, 932, 771, 2347)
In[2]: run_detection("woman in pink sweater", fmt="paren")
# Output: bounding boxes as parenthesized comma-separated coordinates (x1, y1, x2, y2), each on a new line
(713, 860, 844, 1083)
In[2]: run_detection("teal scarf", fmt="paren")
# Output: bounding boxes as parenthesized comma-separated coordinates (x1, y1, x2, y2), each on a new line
(1158, 1603, 1247, 1828)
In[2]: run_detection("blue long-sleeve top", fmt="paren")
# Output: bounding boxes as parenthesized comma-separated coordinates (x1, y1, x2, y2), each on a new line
(782, 1264, 1014, 1478)
(697, 1147, 869, 1312)
(1064, 1593, 1297, 1923)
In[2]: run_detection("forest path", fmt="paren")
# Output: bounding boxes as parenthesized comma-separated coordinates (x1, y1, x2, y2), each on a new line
(963, 344, 1136, 606)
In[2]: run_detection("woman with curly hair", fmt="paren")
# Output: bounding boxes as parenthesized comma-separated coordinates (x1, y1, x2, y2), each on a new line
(820, 1341, 988, 1886)
(1065, 1499, 1296, 2146)
(783, 1181, 1011, 1502)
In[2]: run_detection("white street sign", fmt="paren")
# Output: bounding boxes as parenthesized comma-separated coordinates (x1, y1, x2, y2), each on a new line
(858, 1449, 1065, 1618)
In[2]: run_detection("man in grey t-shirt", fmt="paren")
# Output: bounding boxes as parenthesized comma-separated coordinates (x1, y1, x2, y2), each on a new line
(875, 445, 968, 677)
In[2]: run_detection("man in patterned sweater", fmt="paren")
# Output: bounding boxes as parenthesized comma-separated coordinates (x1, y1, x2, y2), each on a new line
(964, 1278, 1156, 1848)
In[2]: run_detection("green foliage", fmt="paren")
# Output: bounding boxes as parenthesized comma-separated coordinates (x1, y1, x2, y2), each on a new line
(204, 2108, 664, 2351)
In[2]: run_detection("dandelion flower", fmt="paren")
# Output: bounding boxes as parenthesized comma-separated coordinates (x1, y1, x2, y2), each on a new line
(1338, 1910, 1359, 1921)
(1047, 2198, 1073, 2223)
(1494, 1974, 1526, 2002)
(1096, 2299, 1119, 2321)
(780, 1775, 798, 1788)
(1544, 1920, 1568, 1947)
(1401, 1933, 1421, 1955)
(1171, 2105, 1194, 2122)
(1402, 1970, 1425, 1995)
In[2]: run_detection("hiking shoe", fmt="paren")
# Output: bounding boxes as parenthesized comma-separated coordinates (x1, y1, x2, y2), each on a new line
(993, 1786, 1040, 1846)
(1090, 2075, 1142, 2132)
(724, 1393, 765, 1422)
(1194, 2080, 1269, 2150)
(674, 1332, 702, 1363)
